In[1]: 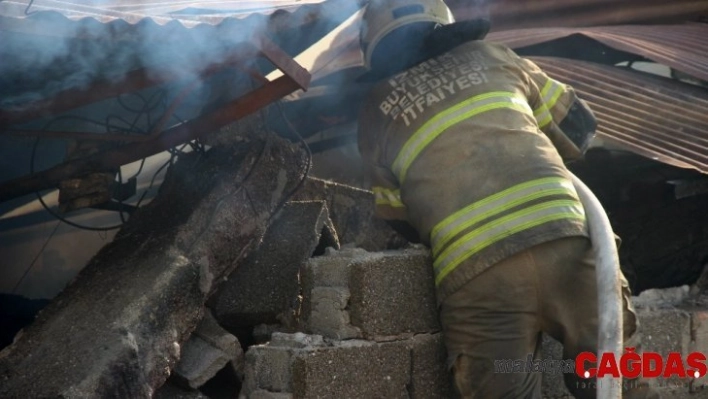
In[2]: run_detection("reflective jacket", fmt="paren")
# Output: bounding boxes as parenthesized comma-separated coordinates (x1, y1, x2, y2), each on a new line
(358, 40, 589, 303)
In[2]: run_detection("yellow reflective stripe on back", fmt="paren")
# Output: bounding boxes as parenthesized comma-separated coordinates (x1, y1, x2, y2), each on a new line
(431, 177, 578, 256)
(392, 92, 532, 184)
(433, 199, 585, 285)
(372, 186, 405, 208)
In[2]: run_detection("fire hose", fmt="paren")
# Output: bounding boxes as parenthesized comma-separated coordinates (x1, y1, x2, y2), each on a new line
(571, 173, 623, 399)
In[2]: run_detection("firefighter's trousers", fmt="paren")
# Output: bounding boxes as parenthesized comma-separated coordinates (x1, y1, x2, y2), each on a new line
(439, 236, 661, 399)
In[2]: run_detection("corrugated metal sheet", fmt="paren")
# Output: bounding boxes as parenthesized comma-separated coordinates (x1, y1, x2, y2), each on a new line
(448, 0, 708, 31)
(0, 0, 327, 27)
(488, 24, 708, 82)
(530, 56, 708, 173)
(307, 23, 708, 84)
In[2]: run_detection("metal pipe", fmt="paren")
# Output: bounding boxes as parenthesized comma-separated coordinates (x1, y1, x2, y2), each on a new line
(570, 172, 623, 399)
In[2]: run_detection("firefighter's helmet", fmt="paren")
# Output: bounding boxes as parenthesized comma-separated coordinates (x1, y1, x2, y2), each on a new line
(360, 0, 455, 71)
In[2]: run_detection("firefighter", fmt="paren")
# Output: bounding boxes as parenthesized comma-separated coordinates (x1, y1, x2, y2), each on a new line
(356, 0, 660, 397)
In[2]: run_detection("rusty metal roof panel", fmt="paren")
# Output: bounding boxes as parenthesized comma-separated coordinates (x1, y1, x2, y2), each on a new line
(529, 56, 708, 173)
(449, 0, 708, 31)
(488, 24, 708, 82)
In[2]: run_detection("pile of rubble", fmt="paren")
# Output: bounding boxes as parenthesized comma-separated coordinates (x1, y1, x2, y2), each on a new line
(3, 134, 708, 398)
(0, 134, 404, 397)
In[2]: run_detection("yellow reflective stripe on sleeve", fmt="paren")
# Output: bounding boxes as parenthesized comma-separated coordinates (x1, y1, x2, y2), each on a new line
(433, 199, 585, 286)
(541, 78, 565, 109)
(534, 104, 552, 128)
(392, 92, 533, 184)
(430, 177, 578, 256)
(533, 78, 565, 128)
(372, 186, 405, 208)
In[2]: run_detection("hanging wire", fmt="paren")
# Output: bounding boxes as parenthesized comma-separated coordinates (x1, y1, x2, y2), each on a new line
(28, 87, 172, 231)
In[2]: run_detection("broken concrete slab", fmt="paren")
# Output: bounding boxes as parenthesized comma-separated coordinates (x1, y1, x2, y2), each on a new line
(292, 177, 406, 251)
(173, 310, 242, 389)
(210, 200, 339, 330)
(0, 136, 308, 398)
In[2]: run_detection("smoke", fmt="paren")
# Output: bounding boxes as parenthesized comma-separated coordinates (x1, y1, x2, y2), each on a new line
(0, 0, 358, 110)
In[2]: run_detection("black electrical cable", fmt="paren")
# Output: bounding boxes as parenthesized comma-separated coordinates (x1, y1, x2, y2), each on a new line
(133, 154, 174, 210)
(107, 101, 150, 224)
(29, 109, 154, 231)
(25, 82, 197, 232)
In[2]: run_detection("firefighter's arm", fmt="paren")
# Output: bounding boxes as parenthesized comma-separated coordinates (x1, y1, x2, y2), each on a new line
(358, 106, 420, 243)
(362, 157, 421, 243)
(516, 56, 598, 162)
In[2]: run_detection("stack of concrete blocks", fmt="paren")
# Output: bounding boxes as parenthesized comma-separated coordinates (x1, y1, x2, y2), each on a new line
(240, 244, 708, 398)
(240, 247, 453, 398)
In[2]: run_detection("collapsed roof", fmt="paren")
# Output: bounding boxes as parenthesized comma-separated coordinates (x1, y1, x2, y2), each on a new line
(1, 0, 708, 205)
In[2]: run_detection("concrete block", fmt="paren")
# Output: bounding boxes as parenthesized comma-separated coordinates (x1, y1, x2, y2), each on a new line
(291, 341, 411, 399)
(348, 248, 440, 340)
(211, 201, 339, 329)
(173, 310, 242, 389)
(300, 249, 363, 340)
(403, 333, 453, 399)
(305, 287, 361, 340)
(302, 247, 440, 340)
(174, 335, 232, 389)
(636, 308, 691, 357)
(242, 346, 296, 394)
(242, 332, 456, 399)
